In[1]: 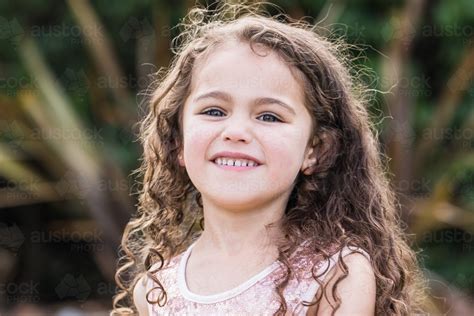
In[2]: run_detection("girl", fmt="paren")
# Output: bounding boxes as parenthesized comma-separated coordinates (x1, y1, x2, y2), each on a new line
(113, 2, 429, 315)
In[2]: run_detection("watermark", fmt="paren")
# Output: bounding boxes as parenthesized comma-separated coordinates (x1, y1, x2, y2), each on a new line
(384, 120, 416, 150)
(96, 281, 118, 297)
(1, 68, 151, 95)
(0, 17, 24, 49)
(421, 230, 473, 244)
(0, 119, 20, 139)
(30, 228, 103, 244)
(1, 120, 105, 151)
(15, 219, 105, 254)
(117, 127, 136, 145)
(420, 23, 474, 42)
(30, 23, 103, 45)
(0, 281, 40, 304)
(182, 116, 311, 142)
(57, 68, 89, 98)
(380, 17, 416, 48)
(0, 67, 88, 97)
(0, 223, 25, 252)
(454, 273, 474, 289)
(0, 179, 41, 200)
(462, 243, 474, 253)
(381, 21, 474, 46)
(422, 127, 473, 149)
(55, 276, 120, 301)
(96, 178, 131, 192)
(455, 173, 474, 204)
(1, 185, 41, 203)
(199, 170, 295, 195)
(30, 126, 103, 143)
(380, 74, 432, 97)
(52, 169, 77, 196)
(119, 16, 157, 57)
(97, 74, 151, 90)
(55, 274, 91, 302)
(394, 178, 432, 196)
(53, 170, 132, 202)
(447, 69, 473, 95)
(119, 17, 154, 42)
(0, 74, 38, 97)
(1, 17, 106, 49)
(330, 22, 367, 40)
(0, 76, 32, 90)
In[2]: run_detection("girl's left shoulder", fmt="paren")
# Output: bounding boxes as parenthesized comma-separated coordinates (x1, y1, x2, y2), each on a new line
(133, 274, 150, 316)
(306, 244, 376, 316)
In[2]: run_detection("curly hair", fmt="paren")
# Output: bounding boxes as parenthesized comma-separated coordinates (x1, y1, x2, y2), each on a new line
(112, 1, 430, 315)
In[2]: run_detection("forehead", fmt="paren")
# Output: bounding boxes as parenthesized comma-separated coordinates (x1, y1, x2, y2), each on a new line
(188, 41, 306, 105)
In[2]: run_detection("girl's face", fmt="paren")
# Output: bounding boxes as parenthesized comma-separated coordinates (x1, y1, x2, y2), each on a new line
(180, 41, 315, 212)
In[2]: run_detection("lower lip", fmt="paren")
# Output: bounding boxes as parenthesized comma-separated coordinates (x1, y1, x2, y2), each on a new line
(211, 161, 261, 171)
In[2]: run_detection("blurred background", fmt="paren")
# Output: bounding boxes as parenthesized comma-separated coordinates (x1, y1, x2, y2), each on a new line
(0, 0, 473, 315)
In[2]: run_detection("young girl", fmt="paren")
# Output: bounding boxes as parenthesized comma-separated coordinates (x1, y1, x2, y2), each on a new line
(112, 2, 429, 315)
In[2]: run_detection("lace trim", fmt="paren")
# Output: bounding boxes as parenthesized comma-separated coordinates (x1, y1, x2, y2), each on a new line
(178, 241, 281, 304)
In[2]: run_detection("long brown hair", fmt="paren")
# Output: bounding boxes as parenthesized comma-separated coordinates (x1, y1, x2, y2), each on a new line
(112, 1, 430, 315)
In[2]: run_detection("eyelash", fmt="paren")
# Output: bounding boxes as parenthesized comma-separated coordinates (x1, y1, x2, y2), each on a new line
(200, 108, 282, 123)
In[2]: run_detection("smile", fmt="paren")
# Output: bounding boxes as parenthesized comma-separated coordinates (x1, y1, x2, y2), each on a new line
(211, 159, 261, 171)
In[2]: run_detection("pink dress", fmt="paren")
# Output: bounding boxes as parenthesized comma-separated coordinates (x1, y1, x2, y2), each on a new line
(145, 240, 371, 315)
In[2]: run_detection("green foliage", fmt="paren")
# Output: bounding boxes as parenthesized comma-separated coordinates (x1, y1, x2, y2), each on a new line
(0, 0, 473, 311)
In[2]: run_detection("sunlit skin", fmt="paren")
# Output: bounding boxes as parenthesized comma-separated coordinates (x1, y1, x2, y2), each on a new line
(133, 41, 376, 316)
(178, 40, 317, 260)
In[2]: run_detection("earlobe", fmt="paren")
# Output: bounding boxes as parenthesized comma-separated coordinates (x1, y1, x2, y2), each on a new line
(302, 148, 317, 175)
(178, 152, 185, 167)
(302, 159, 316, 175)
(302, 136, 323, 175)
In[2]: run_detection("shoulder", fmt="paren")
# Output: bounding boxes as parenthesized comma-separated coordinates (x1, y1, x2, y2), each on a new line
(133, 258, 178, 316)
(307, 248, 376, 316)
(133, 274, 149, 316)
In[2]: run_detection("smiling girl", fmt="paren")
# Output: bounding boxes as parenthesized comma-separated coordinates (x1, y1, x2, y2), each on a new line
(112, 2, 429, 315)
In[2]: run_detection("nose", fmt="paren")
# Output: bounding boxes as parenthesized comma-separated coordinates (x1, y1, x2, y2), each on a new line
(220, 112, 253, 143)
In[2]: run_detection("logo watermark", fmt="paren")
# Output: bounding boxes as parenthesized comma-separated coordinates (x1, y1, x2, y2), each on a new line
(0, 281, 40, 304)
(0, 223, 25, 252)
(55, 274, 91, 302)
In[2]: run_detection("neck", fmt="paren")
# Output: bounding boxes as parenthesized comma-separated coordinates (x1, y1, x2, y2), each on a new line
(195, 197, 287, 259)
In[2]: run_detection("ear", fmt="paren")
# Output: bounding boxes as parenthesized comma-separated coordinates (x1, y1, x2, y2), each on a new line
(301, 137, 318, 176)
(178, 150, 185, 167)
(303, 131, 337, 176)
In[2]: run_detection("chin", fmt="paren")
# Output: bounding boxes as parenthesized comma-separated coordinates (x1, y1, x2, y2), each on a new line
(205, 192, 263, 209)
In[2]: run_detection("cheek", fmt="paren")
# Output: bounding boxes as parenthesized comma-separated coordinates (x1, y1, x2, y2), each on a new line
(255, 139, 301, 194)
(262, 130, 306, 178)
(183, 120, 215, 159)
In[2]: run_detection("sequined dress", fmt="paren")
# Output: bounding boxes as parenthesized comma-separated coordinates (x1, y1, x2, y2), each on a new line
(145, 240, 370, 315)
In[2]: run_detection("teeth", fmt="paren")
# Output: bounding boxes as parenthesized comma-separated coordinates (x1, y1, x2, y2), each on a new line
(214, 157, 258, 167)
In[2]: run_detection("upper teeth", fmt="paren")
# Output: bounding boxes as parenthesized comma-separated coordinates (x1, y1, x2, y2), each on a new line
(214, 157, 258, 167)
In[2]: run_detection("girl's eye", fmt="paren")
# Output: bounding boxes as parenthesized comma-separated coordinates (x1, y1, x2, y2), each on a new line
(200, 108, 282, 123)
(259, 113, 281, 123)
(201, 108, 225, 117)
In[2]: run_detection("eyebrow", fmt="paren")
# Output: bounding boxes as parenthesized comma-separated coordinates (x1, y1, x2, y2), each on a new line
(193, 90, 296, 115)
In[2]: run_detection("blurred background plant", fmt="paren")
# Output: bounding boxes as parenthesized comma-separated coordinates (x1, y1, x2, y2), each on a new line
(0, 0, 473, 315)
